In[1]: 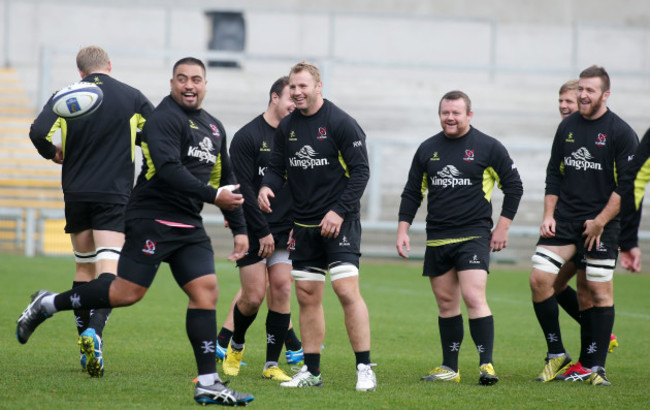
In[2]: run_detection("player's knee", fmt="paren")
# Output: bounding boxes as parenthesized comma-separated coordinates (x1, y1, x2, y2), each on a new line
(432, 283, 458, 308)
(553, 265, 574, 294)
(529, 269, 555, 296)
(461, 289, 488, 312)
(531, 247, 565, 274)
(126, 285, 150, 305)
(107, 275, 146, 306)
(239, 288, 265, 311)
(434, 293, 456, 311)
(589, 291, 611, 307)
(577, 291, 593, 310)
(200, 280, 219, 307)
(120, 291, 144, 306)
(330, 265, 360, 299)
(552, 280, 567, 295)
(269, 279, 292, 304)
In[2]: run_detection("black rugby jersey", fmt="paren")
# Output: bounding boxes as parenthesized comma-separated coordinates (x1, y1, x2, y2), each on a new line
(399, 127, 523, 240)
(263, 99, 369, 223)
(126, 95, 246, 233)
(546, 109, 638, 221)
(229, 114, 292, 240)
(617, 127, 650, 250)
(29, 73, 153, 204)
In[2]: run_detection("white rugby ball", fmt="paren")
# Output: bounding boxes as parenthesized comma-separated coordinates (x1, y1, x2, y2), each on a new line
(51, 82, 103, 119)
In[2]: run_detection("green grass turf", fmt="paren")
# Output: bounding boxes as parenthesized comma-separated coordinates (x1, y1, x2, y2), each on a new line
(1, 254, 649, 408)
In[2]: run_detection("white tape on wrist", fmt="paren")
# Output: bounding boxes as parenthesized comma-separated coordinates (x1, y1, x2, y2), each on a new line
(216, 184, 236, 200)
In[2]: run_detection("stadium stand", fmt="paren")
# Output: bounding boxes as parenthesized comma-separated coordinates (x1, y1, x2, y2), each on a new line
(0, 68, 68, 254)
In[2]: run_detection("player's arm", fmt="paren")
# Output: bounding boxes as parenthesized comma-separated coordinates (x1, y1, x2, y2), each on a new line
(322, 118, 369, 238)
(489, 153, 521, 251)
(145, 114, 241, 210)
(133, 93, 155, 146)
(136, 93, 155, 127)
(260, 127, 287, 213)
(488, 142, 523, 251)
(491, 216, 514, 252)
(617, 127, 650, 251)
(620, 247, 642, 272)
(396, 221, 412, 259)
(29, 96, 61, 162)
(329, 118, 370, 219)
(583, 192, 620, 251)
(584, 124, 640, 251)
(227, 234, 249, 262)
(215, 128, 247, 235)
(230, 131, 271, 238)
(318, 120, 369, 239)
(397, 146, 427, 258)
(540, 194, 559, 238)
(544, 126, 566, 198)
(230, 131, 273, 256)
(540, 127, 566, 238)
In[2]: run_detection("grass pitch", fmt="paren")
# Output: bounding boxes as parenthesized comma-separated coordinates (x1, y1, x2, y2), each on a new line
(1, 254, 649, 408)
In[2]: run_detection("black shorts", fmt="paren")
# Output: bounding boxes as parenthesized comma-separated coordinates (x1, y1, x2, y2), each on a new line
(237, 230, 291, 268)
(64, 201, 126, 233)
(290, 219, 361, 271)
(536, 219, 619, 260)
(118, 219, 215, 288)
(423, 236, 490, 277)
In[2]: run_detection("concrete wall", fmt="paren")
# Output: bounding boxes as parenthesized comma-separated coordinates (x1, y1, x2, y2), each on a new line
(3, 2, 650, 114)
(3, 0, 650, 70)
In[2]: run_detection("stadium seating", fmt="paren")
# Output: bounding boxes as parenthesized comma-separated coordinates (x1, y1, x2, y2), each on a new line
(0, 68, 68, 254)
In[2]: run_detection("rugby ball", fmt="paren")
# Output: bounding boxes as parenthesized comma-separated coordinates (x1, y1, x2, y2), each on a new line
(51, 82, 103, 119)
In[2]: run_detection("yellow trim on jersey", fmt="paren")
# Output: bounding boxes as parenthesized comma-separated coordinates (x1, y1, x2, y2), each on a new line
(209, 153, 222, 188)
(45, 118, 62, 143)
(338, 151, 350, 178)
(559, 162, 565, 176)
(426, 236, 480, 247)
(47, 117, 66, 157)
(421, 172, 428, 204)
(634, 158, 650, 210)
(141, 142, 157, 180)
(294, 222, 320, 228)
(482, 166, 500, 201)
(129, 113, 147, 162)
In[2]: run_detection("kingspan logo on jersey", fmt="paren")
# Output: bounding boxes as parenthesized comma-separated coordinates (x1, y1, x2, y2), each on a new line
(289, 145, 330, 170)
(430, 165, 472, 188)
(188, 137, 217, 164)
(564, 147, 602, 171)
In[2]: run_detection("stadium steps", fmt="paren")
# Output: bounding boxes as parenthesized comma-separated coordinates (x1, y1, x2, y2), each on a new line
(0, 68, 67, 254)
